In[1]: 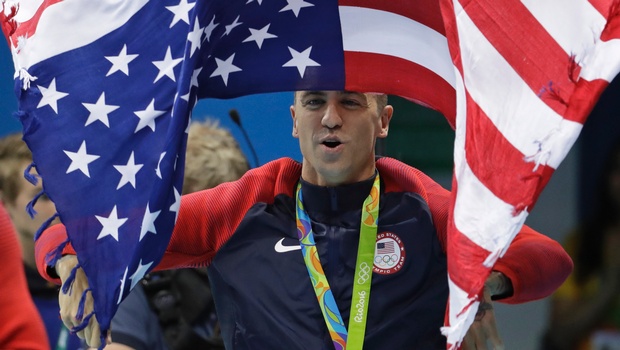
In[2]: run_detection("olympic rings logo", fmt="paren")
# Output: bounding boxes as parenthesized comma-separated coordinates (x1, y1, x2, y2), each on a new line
(357, 262, 371, 284)
(374, 254, 399, 267)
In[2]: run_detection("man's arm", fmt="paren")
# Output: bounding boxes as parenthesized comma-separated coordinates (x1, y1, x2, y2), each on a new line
(55, 255, 102, 347)
(35, 159, 301, 283)
(33, 186, 225, 285)
(493, 224, 573, 304)
(395, 159, 573, 303)
(35, 159, 301, 348)
(462, 274, 507, 350)
(35, 223, 74, 283)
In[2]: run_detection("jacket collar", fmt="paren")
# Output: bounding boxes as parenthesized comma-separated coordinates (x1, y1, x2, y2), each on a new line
(299, 171, 377, 215)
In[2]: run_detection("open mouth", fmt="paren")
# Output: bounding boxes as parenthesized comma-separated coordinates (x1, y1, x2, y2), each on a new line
(322, 141, 342, 148)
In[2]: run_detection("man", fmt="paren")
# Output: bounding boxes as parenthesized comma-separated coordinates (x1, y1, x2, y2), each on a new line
(36, 91, 573, 349)
(106, 120, 249, 350)
(0, 133, 84, 350)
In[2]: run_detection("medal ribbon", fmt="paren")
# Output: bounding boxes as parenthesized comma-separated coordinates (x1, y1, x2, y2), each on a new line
(295, 174, 380, 350)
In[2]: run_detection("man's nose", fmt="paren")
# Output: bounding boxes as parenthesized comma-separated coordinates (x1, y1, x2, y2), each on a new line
(321, 104, 342, 129)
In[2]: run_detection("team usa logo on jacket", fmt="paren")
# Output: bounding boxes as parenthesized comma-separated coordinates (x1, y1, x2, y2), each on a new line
(373, 232, 406, 274)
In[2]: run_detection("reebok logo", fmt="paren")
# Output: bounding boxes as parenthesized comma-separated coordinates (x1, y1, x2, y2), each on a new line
(274, 238, 301, 253)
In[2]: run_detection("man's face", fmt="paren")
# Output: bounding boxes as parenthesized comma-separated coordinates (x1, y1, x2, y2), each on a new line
(3, 161, 57, 241)
(291, 91, 392, 186)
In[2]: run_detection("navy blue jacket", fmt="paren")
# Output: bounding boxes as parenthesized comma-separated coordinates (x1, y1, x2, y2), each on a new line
(208, 172, 447, 349)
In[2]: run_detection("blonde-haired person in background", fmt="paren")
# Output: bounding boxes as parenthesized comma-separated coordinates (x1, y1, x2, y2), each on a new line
(0, 133, 84, 350)
(183, 119, 250, 194)
(104, 119, 249, 350)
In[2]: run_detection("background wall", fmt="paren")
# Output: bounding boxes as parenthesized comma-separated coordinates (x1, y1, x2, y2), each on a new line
(0, 39, 19, 134)
(2, 35, 619, 349)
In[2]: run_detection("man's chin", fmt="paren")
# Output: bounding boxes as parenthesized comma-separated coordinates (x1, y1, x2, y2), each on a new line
(315, 165, 355, 185)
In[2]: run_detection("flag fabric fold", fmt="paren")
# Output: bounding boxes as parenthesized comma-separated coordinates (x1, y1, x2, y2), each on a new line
(438, 0, 620, 347)
(1, 0, 619, 348)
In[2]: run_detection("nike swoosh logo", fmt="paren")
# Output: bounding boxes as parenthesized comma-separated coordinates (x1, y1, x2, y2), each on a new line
(274, 238, 301, 253)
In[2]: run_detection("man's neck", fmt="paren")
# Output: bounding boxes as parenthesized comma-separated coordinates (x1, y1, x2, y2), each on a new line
(300, 162, 377, 187)
(299, 173, 377, 214)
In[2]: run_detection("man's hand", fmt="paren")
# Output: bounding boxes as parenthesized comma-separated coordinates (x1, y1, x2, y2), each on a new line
(462, 272, 508, 350)
(55, 255, 103, 348)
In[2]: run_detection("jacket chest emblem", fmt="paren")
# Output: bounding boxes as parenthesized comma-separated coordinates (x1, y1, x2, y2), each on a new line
(373, 232, 406, 275)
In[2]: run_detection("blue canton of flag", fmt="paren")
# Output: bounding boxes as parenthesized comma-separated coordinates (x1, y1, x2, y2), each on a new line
(5, 0, 348, 340)
(194, 0, 345, 99)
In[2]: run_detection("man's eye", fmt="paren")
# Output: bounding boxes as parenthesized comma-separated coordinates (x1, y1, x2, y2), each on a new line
(302, 99, 324, 108)
(342, 99, 361, 107)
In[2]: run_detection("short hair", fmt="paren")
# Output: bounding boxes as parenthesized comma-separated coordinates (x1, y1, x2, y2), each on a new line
(0, 133, 33, 203)
(183, 120, 249, 194)
(373, 93, 388, 113)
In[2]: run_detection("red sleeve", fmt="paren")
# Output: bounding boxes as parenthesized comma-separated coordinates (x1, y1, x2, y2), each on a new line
(0, 203, 50, 350)
(413, 167, 573, 303)
(376, 157, 573, 304)
(34, 223, 73, 284)
(492, 225, 573, 304)
(155, 159, 300, 270)
(34, 159, 302, 278)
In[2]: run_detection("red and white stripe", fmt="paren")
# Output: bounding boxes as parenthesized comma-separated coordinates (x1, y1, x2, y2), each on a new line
(439, 0, 620, 347)
(338, 0, 459, 127)
(4, 0, 147, 74)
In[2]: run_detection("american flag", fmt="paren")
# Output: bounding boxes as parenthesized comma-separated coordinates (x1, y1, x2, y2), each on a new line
(439, 0, 620, 347)
(2, 0, 619, 348)
(376, 241, 395, 255)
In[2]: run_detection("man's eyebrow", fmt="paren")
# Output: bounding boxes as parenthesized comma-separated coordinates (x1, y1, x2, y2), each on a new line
(340, 91, 368, 101)
(299, 91, 326, 98)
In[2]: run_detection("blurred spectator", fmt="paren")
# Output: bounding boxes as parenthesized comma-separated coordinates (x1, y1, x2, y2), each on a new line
(544, 139, 620, 349)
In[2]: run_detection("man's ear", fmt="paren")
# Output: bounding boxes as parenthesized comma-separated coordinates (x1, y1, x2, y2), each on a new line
(290, 105, 298, 138)
(378, 105, 393, 138)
